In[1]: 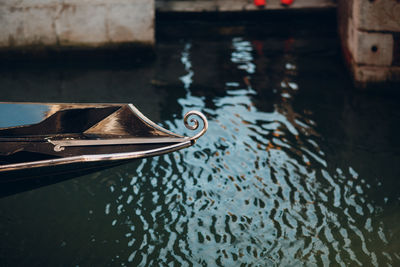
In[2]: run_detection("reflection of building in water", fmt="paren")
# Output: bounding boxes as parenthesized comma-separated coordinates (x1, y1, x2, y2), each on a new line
(275, 37, 319, 139)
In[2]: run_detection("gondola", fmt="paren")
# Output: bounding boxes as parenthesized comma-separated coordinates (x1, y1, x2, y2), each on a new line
(0, 102, 207, 193)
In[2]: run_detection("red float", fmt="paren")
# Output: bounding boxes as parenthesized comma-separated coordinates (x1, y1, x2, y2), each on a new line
(281, 0, 294, 5)
(254, 0, 266, 7)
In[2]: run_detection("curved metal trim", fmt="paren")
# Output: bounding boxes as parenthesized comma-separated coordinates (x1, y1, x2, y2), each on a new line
(128, 105, 208, 142)
(0, 140, 192, 173)
(184, 110, 208, 142)
(48, 137, 190, 149)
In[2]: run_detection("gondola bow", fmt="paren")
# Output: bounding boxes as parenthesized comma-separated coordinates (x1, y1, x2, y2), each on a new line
(0, 102, 208, 183)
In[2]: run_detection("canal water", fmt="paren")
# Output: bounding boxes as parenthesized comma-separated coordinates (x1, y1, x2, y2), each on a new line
(1, 15, 400, 266)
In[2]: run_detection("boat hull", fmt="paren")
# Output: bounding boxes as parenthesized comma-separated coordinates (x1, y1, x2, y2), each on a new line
(0, 102, 207, 195)
(0, 159, 128, 197)
(0, 141, 193, 197)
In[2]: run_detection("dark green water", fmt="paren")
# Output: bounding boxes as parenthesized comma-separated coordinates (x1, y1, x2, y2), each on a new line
(0, 17, 400, 266)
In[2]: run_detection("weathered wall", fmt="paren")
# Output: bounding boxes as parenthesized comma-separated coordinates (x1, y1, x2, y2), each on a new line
(338, 0, 400, 86)
(0, 0, 154, 49)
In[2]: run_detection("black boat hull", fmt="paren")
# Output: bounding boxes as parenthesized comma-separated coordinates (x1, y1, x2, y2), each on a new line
(0, 159, 130, 197)
(0, 102, 207, 195)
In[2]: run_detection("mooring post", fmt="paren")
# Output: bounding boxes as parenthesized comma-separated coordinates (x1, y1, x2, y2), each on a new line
(337, 0, 400, 87)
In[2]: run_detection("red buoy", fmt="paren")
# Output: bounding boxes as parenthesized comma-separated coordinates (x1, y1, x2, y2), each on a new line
(281, 0, 294, 5)
(254, 0, 266, 7)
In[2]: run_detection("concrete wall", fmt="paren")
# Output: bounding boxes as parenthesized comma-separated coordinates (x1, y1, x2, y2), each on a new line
(0, 0, 154, 49)
(338, 0, 400, 86)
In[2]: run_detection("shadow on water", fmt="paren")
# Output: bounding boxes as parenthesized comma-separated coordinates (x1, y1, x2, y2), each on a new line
(0, 14, 400, 266)
(0, 161, 129, 199)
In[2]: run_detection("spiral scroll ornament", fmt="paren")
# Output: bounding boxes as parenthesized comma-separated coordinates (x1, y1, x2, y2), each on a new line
(183, 111, 208, 142)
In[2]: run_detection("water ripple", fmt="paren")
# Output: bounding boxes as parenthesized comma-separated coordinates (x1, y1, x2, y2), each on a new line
(98, 38, 400, 266)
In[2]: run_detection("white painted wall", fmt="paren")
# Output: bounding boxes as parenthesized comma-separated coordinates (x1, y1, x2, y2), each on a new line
(0, 0, 154, 48)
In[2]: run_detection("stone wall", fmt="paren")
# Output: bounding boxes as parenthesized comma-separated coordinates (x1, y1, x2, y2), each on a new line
(338, 0, 400, 86)
(0, 0, 154, 49)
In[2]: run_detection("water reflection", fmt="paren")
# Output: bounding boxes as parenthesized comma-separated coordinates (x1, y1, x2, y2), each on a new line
(101, 37, 399, 266)
(0, 23, 399, 266)
(0, 103, 50, 128)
